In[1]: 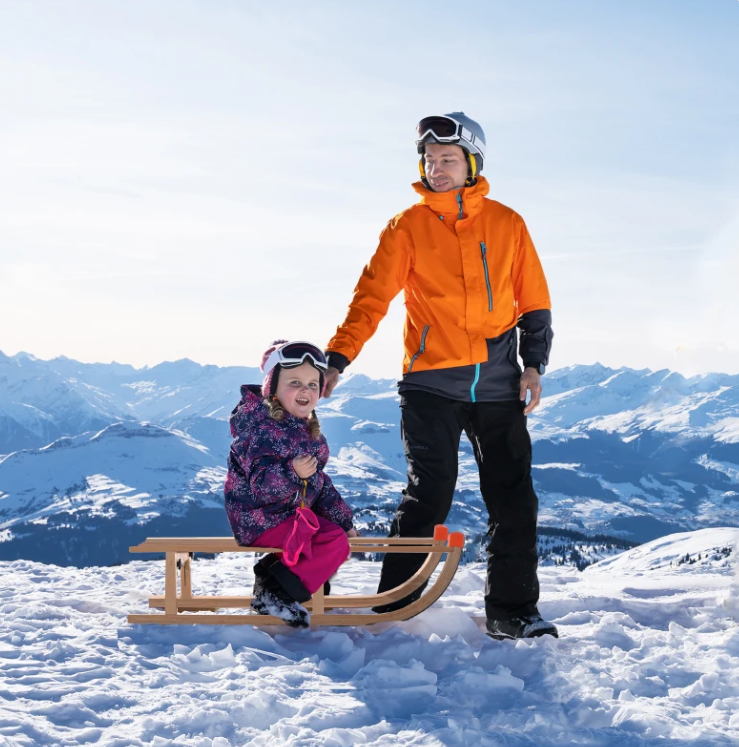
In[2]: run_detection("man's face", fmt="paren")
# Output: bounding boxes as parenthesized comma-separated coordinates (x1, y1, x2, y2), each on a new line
(423, 143, 468, 192)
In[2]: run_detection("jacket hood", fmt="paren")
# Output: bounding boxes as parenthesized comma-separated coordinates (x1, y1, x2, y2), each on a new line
(237, 384, 264, 412)
(229, 384, 266, 436)
(412, 175, 490, 218)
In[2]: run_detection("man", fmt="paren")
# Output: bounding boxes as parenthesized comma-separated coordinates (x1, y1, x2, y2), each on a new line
(324, 112, 557, 640)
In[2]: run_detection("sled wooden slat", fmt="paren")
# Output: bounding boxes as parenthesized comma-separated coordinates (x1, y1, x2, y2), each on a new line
(164, 553, 177, 615)
(129, 539, 285, 553)
(127, 525, 464, 627)
(178, 553, 192, 600)
(336, 537, 445, 545)
(311, 585, 325, 615)
(129, 536, 447, 553)
(147, 592, 427, 611)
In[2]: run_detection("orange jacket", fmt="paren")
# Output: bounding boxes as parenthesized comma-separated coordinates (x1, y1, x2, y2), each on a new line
(327, 176, 551, 374)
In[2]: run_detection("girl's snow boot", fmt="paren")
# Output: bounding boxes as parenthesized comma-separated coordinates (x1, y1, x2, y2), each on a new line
(251, 564, 310, 628)
(252, 578, 310, 628)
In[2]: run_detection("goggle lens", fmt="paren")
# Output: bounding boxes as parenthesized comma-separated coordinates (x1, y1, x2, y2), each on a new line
(416, 116, 460, 142)
(281, 343, 326, 364)
(262, 341, 329, 376)
(278, 342, 328, 371)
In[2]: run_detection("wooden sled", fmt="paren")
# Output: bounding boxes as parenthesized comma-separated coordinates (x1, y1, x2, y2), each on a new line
(127, 525, 464, 626)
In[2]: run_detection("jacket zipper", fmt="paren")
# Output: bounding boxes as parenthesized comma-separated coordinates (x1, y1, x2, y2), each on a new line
(408, 325, 430, 372)
(456, 191, 463, 220)
(480, 242, 493, 311)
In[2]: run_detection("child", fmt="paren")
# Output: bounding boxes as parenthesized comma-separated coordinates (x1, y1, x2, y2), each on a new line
(224, 339, 356, 628)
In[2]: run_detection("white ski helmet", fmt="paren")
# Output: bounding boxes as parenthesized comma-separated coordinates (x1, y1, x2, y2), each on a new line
(415, 111, 486, 187)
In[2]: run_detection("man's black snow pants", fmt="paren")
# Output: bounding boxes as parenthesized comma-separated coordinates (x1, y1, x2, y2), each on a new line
(376, 389, 540, 621)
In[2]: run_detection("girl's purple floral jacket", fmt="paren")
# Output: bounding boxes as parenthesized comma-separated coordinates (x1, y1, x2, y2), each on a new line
(224, 385, 354, 546)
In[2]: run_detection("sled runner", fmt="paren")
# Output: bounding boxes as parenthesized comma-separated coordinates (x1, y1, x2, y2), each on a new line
(127, 525, 464, 626)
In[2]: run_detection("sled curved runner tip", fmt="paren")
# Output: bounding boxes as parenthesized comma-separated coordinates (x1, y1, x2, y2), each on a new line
(126, 525, 465, 626)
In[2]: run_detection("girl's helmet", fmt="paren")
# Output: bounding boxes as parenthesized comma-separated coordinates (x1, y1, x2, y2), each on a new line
(415, 112, 486, 187)
(261, 340, 328, 399)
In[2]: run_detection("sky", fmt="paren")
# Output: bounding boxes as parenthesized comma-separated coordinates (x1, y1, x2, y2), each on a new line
(1, 0, 738, 378)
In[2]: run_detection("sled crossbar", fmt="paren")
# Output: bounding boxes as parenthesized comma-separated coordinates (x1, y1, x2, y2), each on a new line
(127, 525, 465, 626)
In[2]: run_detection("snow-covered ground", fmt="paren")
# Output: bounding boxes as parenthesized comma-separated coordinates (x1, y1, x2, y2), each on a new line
(1, 528, 739, 746)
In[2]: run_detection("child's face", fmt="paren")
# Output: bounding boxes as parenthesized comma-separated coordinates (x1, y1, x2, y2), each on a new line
(274, 362, 321, 419)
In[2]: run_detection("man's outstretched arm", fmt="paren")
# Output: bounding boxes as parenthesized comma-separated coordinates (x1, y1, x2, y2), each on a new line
(323, 218, 412, 397)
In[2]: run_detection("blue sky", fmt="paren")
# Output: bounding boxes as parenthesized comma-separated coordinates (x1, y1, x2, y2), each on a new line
(1, 0, 738, 377)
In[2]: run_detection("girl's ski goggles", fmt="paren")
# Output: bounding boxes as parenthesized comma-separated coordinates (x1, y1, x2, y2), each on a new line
(415, 115, 486, 157)
(262, 341, 328, 375)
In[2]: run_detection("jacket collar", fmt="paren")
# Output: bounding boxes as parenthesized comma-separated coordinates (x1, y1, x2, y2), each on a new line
(412, 175, 490, 218)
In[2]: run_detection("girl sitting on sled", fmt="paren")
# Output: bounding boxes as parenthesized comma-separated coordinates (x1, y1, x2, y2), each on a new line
(224, 340, 356, 627)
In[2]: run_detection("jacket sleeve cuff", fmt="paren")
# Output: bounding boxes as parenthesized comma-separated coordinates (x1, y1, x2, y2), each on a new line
(286, 459, 306, 487)
(326, 351, 350, 373)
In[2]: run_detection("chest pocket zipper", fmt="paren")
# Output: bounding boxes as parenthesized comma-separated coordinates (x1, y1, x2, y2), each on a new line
(408, 325, 430, 372)
(480, 242, 493, 311)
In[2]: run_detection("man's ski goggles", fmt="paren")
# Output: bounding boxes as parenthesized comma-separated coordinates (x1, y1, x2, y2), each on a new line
(262, 341, 328, 375)
(415, 115, 486, 157)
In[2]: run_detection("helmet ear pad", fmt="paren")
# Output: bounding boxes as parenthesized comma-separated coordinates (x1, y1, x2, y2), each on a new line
(418, 157, 430, 189)
(464, 151, 482, 187)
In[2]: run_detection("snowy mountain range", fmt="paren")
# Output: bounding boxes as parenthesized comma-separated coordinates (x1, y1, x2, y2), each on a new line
(1, 351, 738, 566)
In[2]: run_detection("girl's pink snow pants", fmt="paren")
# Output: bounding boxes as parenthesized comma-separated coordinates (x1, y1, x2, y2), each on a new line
(253, 515, 350, 594)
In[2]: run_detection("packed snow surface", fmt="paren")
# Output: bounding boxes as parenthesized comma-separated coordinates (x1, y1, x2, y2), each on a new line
(1, 528, 739, 746)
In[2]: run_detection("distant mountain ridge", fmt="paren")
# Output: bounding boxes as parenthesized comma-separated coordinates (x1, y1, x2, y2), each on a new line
(0, 351, 262, 452)
(1, 351, 737, 566)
